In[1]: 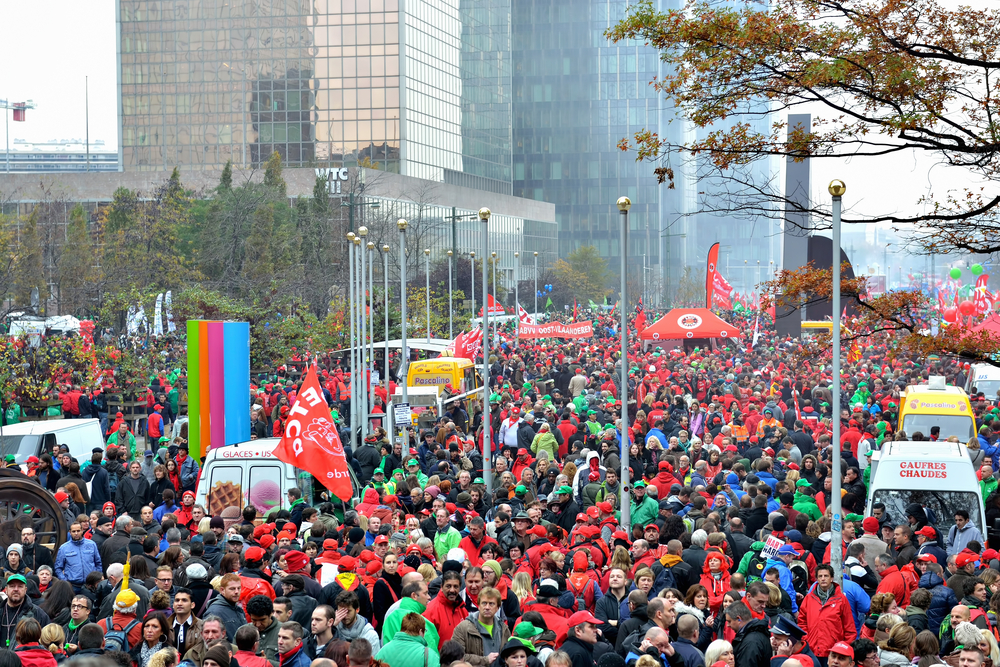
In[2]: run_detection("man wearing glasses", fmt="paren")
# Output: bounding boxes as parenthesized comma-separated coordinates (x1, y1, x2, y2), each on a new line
(155, 565, 176, 604)
(63, 596, 93, 653)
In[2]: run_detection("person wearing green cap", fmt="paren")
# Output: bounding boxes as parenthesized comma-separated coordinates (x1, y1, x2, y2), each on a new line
(405, 457, 428, 487)
(545, 485, 581, 534)
(629, 481, 659, 527)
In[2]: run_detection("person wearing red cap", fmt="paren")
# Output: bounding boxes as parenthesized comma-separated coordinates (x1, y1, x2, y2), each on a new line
(797, 563, 857, 659)
(825, 641, 854, 667)
(560, 609, 601, 667)
(147, 404, 165, 444)
(239, 546, 276, 605)
(914, 525, 948, 567)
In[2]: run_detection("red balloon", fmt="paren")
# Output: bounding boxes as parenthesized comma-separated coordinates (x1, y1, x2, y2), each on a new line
(959, 300, 976, 316)
(944, 307, 958, 322)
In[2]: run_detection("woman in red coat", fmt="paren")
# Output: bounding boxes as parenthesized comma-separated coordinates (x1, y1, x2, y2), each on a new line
(13, 618, 58, 667)
(699, 551, 732, 615)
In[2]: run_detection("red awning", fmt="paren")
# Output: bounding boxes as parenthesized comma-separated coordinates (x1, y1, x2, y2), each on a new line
(640, 308, 743, 341)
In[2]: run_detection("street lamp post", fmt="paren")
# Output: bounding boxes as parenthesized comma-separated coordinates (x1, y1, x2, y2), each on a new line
(347, 232, 357, 449)
(367, 241, 375, 409)
(829, 179, 846, 584)
(424, 249, 431, 343)
(470, 252, 476, 326)
(617, 196, 632, 531)
(447, 250, 454, 339)
(514, 251, 519, 348)
(491, 251, 497, 340)
(398, 219, 409, 436)
(480, 207, 492, 492)
(383, 244, 390, 395)
(358, 227, 369, 438)
(533, 252, 538, 323)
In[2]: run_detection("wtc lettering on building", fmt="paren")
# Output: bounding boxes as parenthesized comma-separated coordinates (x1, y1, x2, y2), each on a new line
(316, 167, 349, 194)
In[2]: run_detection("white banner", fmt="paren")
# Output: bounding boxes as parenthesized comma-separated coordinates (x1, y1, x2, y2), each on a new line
(165, 290, 176, 332)
(153, 293, 164, 336)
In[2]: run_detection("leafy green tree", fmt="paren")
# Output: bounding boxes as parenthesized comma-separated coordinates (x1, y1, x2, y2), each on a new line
(219, 160, 233, 191)
(553, 245, 612, 306)
(13, 209, 45, 310)
(58, 204, 97, 315)
(263, 151, 287, 196)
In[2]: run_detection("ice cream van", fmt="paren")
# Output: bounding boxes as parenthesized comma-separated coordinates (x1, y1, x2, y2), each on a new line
(966, 364, 1000, 402)
(867, 441, 986, 537)
(406, 357, 481, 392)
(898, 376, 976, 441)
(195, 438, 360, 521)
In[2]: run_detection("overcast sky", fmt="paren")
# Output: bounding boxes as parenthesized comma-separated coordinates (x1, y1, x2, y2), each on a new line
(0, 1, 117, 149)
(0, 0, 986, 270)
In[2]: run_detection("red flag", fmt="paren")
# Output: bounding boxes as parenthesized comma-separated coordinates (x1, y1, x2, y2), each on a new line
(634, 298, 646, 332)
(272, 364, 353, 501)
(705, 243, 720, 309)
(445, 329, 483, 360)
(479, 294, 506, 316)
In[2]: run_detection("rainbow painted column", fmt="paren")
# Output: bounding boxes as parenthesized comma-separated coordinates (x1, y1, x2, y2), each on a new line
(186, 320, 251, 458)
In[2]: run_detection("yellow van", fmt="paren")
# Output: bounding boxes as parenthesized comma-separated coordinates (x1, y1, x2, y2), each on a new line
(406, 357, 482, 393)
(899, 377, 976, 441)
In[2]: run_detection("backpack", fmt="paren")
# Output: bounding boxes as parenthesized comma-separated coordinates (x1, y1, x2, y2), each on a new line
(566, 573, 592, 612)
(106, 467, 118, 497)
(790, 560, 810, 596)
(745, 552, 767, 583)
(103, 616, 140, 652)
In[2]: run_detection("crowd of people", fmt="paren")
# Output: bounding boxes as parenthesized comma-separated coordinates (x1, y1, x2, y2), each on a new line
(3, 309, 1000, 667)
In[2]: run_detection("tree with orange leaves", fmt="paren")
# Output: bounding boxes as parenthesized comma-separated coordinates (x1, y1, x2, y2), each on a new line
(607, 0, 1000, 252)
(762, 262, 1000, 367)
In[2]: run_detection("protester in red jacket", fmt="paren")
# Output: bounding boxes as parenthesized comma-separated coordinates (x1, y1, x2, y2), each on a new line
(874, 553, 912, 607)
(797, 564, 857, 658)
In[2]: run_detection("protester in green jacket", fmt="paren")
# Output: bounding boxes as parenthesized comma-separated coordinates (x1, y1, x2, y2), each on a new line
(629, 482, 659, 527)
(982, 466, 998, 502)
(106, 423, 138, 461)
(792, 480, 822, 521)
(376, 613, 440, 667)
(381, 592, 440, 656)
(530, 424, 558, 460)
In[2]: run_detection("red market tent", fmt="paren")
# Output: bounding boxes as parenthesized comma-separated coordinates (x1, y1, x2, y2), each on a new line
(972, 313, 1000, 336)
(640, 308, 743, 343)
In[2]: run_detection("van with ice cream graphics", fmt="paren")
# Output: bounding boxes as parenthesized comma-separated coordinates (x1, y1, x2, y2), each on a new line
(195, 438, 360, 523)
(898, 376, 975, 441)
(867, 441, 986, 538)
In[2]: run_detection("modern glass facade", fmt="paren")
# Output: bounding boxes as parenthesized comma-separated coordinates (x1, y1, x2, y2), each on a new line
(118, 0, 511, 193)
(510, 0, 688, 303)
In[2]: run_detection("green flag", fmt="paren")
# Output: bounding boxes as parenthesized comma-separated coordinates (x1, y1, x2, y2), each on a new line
(603, 295, 608, 306)
(589, 300, 598, 310)
(545, 297, 553, 311)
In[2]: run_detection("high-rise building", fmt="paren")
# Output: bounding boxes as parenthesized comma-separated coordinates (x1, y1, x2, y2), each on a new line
(117, 0, 512, 193)
(510, 0, 691, 304)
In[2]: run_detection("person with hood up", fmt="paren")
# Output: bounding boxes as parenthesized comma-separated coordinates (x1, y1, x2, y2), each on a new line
(572, 450, 606, 503)
(530, 423, 558, 461)
(698, 551, 732, 615)
(356, 487, 381, 516)
(140, 450, 158, 484)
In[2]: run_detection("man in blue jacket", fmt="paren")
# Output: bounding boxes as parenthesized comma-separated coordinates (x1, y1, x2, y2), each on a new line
(55, 521, 102, 592)
(176, 444, 200, 492)
(764, 545, 799, 613)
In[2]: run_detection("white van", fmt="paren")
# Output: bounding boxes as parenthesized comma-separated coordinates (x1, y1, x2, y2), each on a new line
(195, 438, 361, 519)
(966, 364, 1000, 402)
(868, 441, 987, 537)
(0, 419, 105, 466)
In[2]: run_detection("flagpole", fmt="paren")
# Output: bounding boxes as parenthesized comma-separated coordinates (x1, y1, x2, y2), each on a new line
(398, 219, 409, 442)
(470, 251, 476, 330)
(347, 232, 357, 451)
(383, 245, 390, 395)
(358, 227, 369, 439)
(448, 250, 454, 340)
(533, 252, 538, 324)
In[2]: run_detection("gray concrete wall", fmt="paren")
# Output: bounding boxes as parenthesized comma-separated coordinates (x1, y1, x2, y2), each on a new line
(0, 166, 555, 223)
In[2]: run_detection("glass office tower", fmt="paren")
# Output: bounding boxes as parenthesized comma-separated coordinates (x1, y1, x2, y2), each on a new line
(511, 0, 690, 303)
(118, 0, 511, 192)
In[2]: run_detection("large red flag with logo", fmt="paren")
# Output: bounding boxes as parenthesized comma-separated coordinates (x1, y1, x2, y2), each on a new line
(705, 242, 720, 308)
(272, 364, 353, 501)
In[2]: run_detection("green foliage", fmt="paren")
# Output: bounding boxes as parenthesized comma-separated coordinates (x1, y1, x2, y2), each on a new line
(552, 245, 612, 307)
(59, 204, 96, 315)
(219, 161, 233, 191)
(263, 151, 287, 196)
(13, 209, 45, 310)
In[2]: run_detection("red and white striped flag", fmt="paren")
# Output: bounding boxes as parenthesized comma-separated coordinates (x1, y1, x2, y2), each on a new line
(517, 302, 534, 324)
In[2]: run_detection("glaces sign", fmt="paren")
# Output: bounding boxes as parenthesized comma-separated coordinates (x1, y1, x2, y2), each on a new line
(316, 168, 349, 195)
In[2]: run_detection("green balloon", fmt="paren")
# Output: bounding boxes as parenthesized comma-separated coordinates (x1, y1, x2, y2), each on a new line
(950, 267, 962, 279)
(972, 263, 985, 276)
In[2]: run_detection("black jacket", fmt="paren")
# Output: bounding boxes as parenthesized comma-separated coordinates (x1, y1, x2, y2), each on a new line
(19, 542, 53, 573)
(595, 590, 626, 646)
(732, 618, 772, 667)
(615, 604, 651, 654)
(354, 443, 382, 480)
(562, 635, 596, 667)
(0, 599, 50, 648)
(99, 532, 131, 573)
(82, 464, 113, 507)
(115, 474, 152, 517)
(725, 529, 754, 567)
